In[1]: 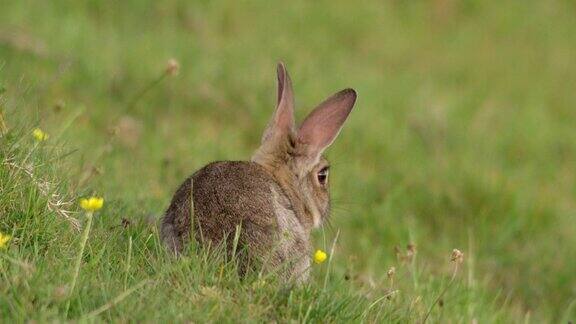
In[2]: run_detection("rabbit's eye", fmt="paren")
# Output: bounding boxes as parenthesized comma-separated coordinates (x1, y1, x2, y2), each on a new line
(317, 167, 329, 186)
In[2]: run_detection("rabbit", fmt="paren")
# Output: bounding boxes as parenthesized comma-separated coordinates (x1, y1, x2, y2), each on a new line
(160, 62, 357, 282)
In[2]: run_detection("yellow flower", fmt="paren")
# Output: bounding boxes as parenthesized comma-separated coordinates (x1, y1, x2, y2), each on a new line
(0, 232, 11, 249)
(79, 197, 104, 212)
(32, 128, 49, 141)
(313, 249, 328, 264)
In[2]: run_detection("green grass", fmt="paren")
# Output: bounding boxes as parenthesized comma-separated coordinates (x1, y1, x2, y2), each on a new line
(1, 0, 576, 322)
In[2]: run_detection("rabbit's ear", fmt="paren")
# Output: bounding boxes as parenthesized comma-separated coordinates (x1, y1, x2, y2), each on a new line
(261, 62, 295, 143)
(297, 88, 356, 158)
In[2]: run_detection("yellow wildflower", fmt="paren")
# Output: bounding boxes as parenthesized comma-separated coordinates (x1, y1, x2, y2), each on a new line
(32, 128, 49, 141)
(79, 197, 104, 212)
(0, 232, 11, 249)
(314, 249, 328, 264)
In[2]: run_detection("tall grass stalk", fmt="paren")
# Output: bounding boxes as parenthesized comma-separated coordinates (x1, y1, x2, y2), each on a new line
(422, 251, 464, 323)
(124, 236, 133, 290)
(83, 279, 151, 320)
(126, 59, 178, 113)
(322, 230, 340, 291)
(65, 211, 93, 317)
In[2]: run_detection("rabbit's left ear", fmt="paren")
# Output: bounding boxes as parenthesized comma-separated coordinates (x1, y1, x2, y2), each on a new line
(261, 62, 295, 143)
(297, 88, 357, 159)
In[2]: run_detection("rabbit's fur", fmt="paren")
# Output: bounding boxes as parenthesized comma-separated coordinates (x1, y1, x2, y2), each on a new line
(161, 63, 356, 282)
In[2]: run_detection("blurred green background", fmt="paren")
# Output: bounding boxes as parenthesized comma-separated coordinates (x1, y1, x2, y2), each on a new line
(1, 0, 575, 322)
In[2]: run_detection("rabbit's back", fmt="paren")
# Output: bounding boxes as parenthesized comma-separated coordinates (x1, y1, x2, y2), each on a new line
(192, 161, 279, 244)
(162, 161, 284, 249)
(162, 160, 310, 279)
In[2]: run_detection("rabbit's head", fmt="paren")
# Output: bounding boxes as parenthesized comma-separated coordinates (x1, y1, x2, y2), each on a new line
(252, 63, 357, 230)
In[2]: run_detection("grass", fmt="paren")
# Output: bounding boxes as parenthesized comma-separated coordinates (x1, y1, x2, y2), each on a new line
(1, 0, 576, 322)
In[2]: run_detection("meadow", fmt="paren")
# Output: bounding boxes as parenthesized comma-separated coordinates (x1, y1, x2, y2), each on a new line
(1, 0, 576, 322)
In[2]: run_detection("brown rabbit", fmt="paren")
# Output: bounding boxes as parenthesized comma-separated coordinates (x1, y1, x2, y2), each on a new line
(160, 63, 357, 282)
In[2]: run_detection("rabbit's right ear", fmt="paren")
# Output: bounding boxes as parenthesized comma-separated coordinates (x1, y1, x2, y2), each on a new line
(261, 62, 295, 143)
(297, 88, 356, 160)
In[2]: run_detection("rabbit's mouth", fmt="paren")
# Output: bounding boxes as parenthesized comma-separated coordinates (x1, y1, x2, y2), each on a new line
(309, 199, 323, 229)
(299, 180, 326, 229)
